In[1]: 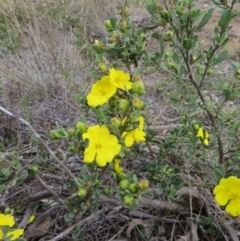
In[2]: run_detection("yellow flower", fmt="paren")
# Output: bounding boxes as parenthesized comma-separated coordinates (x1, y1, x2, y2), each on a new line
(196, 127, 209, 146)
(0, 214, 15, 227)
(213, 176, 240, 216)
(0, 214, 24, 240)
(6, 229, 24, 240)
(122, 116, 146, 147)
(114, 159, 123, 173)
(82, 125, 121, 167)
(109, 68, 132, 91)
(87, 76, 117, 107)
(27, 215, 35, 224)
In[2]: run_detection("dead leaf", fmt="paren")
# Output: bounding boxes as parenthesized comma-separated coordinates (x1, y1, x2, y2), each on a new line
(26, 216, 52, 238)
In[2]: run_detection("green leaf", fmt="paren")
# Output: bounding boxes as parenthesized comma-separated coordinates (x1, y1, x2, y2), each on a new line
(142, 24, 159, 31)
(110, 17, 117, 28)
(218, 9, 232, 29)
(193, 8, 214, 32)
(168, 8, 180, 26)
(151, 33, 164, 60)
(210, 50, 229, 67)
(95, 54, 103, 63)
(50, 129, 68, 140)
(0, 184, 6, 193)
(141, 191, 153, 199)
(143, 67, 158, 75)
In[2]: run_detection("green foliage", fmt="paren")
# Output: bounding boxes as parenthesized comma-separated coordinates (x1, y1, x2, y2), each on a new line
(0, 151, 28, 193)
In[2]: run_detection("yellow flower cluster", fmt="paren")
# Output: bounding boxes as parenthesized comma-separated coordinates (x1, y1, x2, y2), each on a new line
(213, 176, 240, 216)
(121, 116, 146, 147)
(83, 68, 146, 168)
(87, 68, 132, 107)
(196, 127, 209, 146)
(0, 214, 24, 240)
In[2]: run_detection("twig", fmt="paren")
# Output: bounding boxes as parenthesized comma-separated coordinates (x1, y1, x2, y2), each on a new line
(34, 174, 70, 212)
(0, 106, 76, 180)
(108, 224, 127, 241)
(48, 207, 109, 241)
(18, 205, 34, 229)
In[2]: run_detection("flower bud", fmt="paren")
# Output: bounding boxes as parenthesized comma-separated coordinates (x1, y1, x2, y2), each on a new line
(86, 181, 92, 188)
(122, 7, 130, 16)
(94, 39, 104, 50)
(132, 77, 145, 95)
(76, 121, 87, 133)
(138, 179, 149, 191)
(159, 18, 167, 27)
(68, 128, 75, 137)
(98, 63, 107, 73)
(162, 10, 169, 20)
(117, 172, 126, 180)
(4, 208, 12, 215)
(193, 124, 200, 130)
(129, 183, 138, 193)
(132, 98, 145, 110)
(236, 68, 240, 75)
(104, 187, 110, 195)
(119, 99, 130, 111)
(206, 69, 213, 75)
(111, 116, 122, 128)
(123, 194, 136, 207)
(166, 30, 173, 40)
(30, 165, 39, 174)
(164, 51, 171, 58)
(77, 188, 87, 197)
(109, 37, 116, 44)
(121, 20, 127, 30)
(119, 179, 130, 190)
(157, 5, 163, 12)
(105, 20, 113, 30)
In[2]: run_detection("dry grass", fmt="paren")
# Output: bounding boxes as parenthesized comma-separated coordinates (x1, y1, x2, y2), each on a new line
(0, 0, 126, 144)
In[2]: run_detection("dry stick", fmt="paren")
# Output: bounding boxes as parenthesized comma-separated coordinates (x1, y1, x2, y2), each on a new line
(35, 174, 71, 212)
(48, 207, 109, 241)
(108, 224, 127, 241)
(0, 106, 76, 180)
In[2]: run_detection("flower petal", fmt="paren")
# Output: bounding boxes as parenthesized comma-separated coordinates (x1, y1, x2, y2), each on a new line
(226, 197, 240, 216)
(213, 184, 230, 206)
(0, 214, 15, 227)
(109, 68, 132, 90)
(123, 132, 134, 147)
(6, 229, 24, 240)
(133, 129, 146, 142)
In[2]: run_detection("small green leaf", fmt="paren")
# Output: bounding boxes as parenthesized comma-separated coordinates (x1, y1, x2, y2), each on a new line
(142, 24, 159, 31)
(168, 8, 180, 26)
(151, 33, 164, 60)
(141, 191, 154, 199)
(193, 8, 214, 32)
(218, 9, 232, 29)
(110, 17, 117, 28)
(210, 50, 229, 67)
